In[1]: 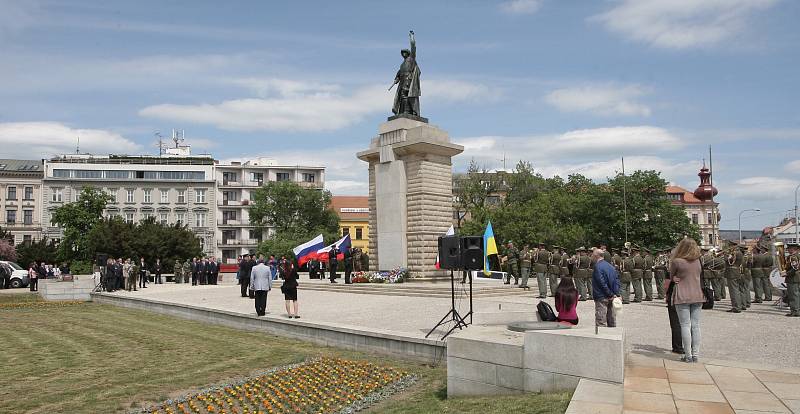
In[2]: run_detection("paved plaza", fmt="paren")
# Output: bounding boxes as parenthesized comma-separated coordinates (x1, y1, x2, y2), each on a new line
(106, 275, 800, 369)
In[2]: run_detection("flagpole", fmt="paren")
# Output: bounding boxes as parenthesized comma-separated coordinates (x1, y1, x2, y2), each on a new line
(622, 157, 629, 244)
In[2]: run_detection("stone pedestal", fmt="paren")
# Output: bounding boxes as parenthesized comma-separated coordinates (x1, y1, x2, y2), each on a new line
(357, 116, 463, 279)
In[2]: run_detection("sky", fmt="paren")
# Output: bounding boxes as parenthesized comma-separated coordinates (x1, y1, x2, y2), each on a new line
(0, 0, 798, 231)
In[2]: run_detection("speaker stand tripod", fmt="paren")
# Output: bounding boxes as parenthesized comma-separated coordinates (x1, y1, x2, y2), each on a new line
(425, 269, 473, 340)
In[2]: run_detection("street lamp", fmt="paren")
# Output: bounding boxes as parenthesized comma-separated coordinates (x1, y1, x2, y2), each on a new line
(738, 208, 761, 245)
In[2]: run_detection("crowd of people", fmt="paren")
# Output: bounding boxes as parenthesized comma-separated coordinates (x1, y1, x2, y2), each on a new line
(24, 262, 71, 291)
(101, 257, 164, 292)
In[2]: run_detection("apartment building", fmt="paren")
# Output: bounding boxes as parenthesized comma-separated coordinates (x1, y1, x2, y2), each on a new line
(0, 159, 44, 245)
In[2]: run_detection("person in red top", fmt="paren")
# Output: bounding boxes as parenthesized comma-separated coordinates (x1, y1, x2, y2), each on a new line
(555, 277, 579, 325)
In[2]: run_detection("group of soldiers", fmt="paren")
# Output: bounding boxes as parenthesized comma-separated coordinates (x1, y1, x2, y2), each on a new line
(173, 257, 220, 285)
(500, 239, 800, 316)
(103, 257, 161, 292)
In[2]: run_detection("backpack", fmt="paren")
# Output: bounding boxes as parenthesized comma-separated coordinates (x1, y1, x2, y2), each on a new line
(537, 301, 557, 322)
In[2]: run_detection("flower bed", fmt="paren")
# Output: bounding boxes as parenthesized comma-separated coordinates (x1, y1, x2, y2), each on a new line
(0, 300, 86, 310)
(350, 268, 408, 284)
(138, 357, 415, 414)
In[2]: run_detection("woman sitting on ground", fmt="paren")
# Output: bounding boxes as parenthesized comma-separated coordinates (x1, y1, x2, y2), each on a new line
(555, 276, 579, 325)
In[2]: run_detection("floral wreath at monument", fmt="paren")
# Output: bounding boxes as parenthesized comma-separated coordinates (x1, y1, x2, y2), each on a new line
(351, 267, 408, 284)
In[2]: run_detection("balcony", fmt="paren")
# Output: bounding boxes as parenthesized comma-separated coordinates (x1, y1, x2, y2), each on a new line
(218, 239, 260, 246)
(219, 200, 243, 207)
(221, 181, 242, 187)
(218, 219, 249, 226)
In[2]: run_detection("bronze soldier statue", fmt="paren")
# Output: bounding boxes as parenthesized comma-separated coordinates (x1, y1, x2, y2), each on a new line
(391, 31, 421, 117)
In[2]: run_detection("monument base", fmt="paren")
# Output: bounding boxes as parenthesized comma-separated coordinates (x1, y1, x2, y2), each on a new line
(387, 113, 429, 123)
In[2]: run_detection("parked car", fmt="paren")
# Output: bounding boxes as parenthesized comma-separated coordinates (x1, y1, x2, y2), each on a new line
(0, 261, 30, 288)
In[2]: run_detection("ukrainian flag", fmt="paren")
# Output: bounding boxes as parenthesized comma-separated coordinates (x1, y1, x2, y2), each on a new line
(483, 221, 498, 276)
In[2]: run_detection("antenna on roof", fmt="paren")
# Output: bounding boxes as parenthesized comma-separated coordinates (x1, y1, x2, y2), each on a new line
(172, 128, 185, 148)
(76, 136, 80, 154)
(155, 131, 166, 156)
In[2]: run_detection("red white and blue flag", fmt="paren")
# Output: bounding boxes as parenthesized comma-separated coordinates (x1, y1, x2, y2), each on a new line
(292, 234, 325, 266)
(317, 234, 351, 262)
(435, 225, 455, 269)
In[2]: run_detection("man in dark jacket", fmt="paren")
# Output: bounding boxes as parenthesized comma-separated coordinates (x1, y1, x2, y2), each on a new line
(238, 254, 253, 297)
(154, 258, 163, 284)
(591, 248, 620, 327)
(191, 257, 199, 286)
(139, 257, 148, 289)
(328, 248, 339, 283)
(344, 249, 354, 284)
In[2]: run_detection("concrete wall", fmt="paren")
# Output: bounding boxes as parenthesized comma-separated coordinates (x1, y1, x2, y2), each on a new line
(91, 293, 445, 363)
(39, 275, 98, 301)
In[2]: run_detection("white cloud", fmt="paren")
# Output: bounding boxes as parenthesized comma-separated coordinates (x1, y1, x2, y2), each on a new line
(544, 84, 651, 117)
(500, 0, 542, 15)
(325, 180, 368, 195)
(784, 160, 800, 173)
(0, 122, 140, 158)
(730, 176, 799, 201)
(140, 78, 500, 133)
(591, 0, 779, 49)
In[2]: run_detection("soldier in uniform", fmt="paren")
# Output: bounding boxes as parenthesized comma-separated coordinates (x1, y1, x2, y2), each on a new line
(129, 259, 139, 291)
(182, 259, 191, 283)
(784, 243, 800, 317)
(631, 247, 645, 303)
(503, 241, 520, 285)
(174, 259, 183, 284)
(725, 243, 744, 313)
(750, 247, 765, 303)
(548, 245, 561, 297)
(653, 248, 668, 300)
(620, 250, 634, 304)
(534, 243, 549, 298)
(575, 247, 591, 301)
(642, 248, 655, 301)
(559, 246, 570, 281)
(708, 248, 725, 301)
(741, 246, 753, 309)
(353, 249, 362, 272)
(519, 244, 532, 289)
(761, 247, 774, 302)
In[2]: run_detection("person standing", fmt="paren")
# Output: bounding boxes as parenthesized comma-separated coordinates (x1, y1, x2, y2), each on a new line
(503, 241, 520, 285)
(250, 259, 273, 316)
(0, 263, 10, 289)
(343, 248, 353, 284)
(123, 259, 132, 291)
(138, 257, 148, 289)
(741, 247, 753, 309)
(174, 259, 183, 284)
(631, 247, 645, 303)
(309, 258, 319, 279)
(519, 244, 532, 289)
(620, 250, 634, 304)
(182, 259, 191, 284)
(643, 248, 655, 301)
(210, 257, 219, 285)
(669, 238, 705, 363)
(750, 247, 765, 303)
(268, 255, 278, 280)
(115, 258, 124, 290)
(709, 249, 726, 301)
(238, 254, 252, 298)
(653, 249, 668, 300)
(534, 243, 549, 298)
(362, 251, 370, 272)
(191, 257, 199, 286)
(784, 243, 800, 317)
(761, 247, 773, 302)
(28, 262, 38, 292)
(725, 244, 744, 313)
(129, 259, 139, 291)
(548, 246, 561, 297)
(154, 258, 163, 284)
(328, 248, 339, 283)
(282, 260, 300, 318)
(353, 249, 362, 272)
(591, 248, 619, 327)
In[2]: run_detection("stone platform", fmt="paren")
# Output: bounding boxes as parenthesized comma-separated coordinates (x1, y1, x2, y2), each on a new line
(39, 275, 99, 301)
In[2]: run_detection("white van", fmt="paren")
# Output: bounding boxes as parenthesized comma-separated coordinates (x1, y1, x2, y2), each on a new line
(0, 261, 30, 288)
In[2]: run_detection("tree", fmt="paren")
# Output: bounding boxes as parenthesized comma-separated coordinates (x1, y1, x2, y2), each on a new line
(15, 238, 58, 268)
(453, 160, 505, 230)
(0, 239, 16, 262)
(249, 181, 340, 259)
(50, 187, 112, 261)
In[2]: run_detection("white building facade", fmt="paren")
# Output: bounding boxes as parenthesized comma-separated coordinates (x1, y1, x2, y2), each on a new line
(42, 154, 217, 256)
(215, 158, 325, 263)
(0, 160, 44, 245)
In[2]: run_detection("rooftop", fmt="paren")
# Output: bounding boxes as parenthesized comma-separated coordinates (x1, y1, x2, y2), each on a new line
(330, 196, 369, 220)
(0, 159, 43, 176)
(665, 185, 712, 205)
(48, 154, 214, 166)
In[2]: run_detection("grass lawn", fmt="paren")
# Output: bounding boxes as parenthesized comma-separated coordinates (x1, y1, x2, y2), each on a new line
(0, 294, 570, 413)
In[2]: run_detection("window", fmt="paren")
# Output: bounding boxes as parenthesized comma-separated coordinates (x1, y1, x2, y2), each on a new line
(22, 235, 32, 245)
(52, 188, 63, 202)
(6, 210, 16, 224)
(23, 186, 33, 200)
(708, 233, 714, 244)
(176, 212, 185, 226)
(355, 227, 363, 240)
(195, 212, 206, 227)
(23, 210, 32, 225)
(125, 212, 135, 224)
(276, 172, 290, 182)
(53, 169, 71, 178)
(7, 186, 16, 200)
(177, 189, 186, 203)
(223, 172, 237, 184)
(195, 189, 206, 203)
(302, 173, 315, 183)
(160, 189, 169, 203)
(160, 171, 204, 180)
(74, 170, 102, 179)
(143, 189, 152, 203)
(135, 171, 158, 179)
(105, 170, 129, 179)
(251, 172, 264, 184)
(691, 213, 699, 225)
(160, 213, 168, 225)
(249, 229, 259, 240)
(707, 212, 713, 224)
(106, 188, 118, 202)
(126, 189, 135, 203)
(342, 227, 350, 237)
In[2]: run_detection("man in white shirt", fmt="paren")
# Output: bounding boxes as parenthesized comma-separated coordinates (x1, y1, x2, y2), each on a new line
(250, 260, 274, 316)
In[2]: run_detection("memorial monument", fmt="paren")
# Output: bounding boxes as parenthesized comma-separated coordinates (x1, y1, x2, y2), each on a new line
(357, 31, 464, 279)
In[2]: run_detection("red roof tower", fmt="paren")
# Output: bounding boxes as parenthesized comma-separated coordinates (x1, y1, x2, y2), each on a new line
(693, 162, 718, 202)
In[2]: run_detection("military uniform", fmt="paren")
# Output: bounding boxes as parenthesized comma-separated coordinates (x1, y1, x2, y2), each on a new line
(182, 260, 191, 284)
(504, 244, 520, 285)
(519, 246, 532, 289)
(548, 248, 561, 297)
(741, 250, 753, 308)
(631, 250, 645, 302)
(643, 250, 655, 301)
(784, 246, 800, 317)
(709, 251, 725, 301)
(725, 248, 744, 312)
(129, 262, 139, 291)
(653, 251, 668, 300)
(761, 252, 773, 301)
(620, 253, 634, 304)
(559, 249, 570, 279)
(750, 251, 765, 303)
(575, 249, 591, 301)
(533, 245, 550, 298)
(174, 260, 183, 284)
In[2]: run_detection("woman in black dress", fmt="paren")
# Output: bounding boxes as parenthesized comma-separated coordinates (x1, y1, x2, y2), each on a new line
(282, 260, 299, 318)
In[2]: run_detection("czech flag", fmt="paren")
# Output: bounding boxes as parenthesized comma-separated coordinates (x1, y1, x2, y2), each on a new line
(316, 234, 351, 262)
(435, 225, 455, 269)
(483, 221, 498, 276)
(293, 234, 324, 266)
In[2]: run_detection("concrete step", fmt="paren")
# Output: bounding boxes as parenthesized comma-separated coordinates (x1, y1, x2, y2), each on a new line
(279, 282, 536, 298)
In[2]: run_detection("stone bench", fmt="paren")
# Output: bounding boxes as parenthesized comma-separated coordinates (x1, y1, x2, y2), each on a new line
(447, 323, 625, 397)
